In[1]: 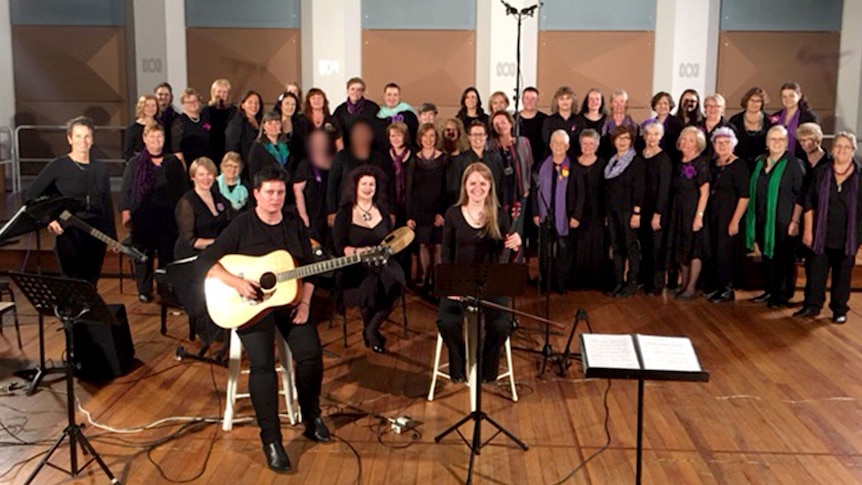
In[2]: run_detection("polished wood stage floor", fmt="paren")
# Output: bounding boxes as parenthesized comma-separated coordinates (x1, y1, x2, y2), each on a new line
(1, 276, 862, 485)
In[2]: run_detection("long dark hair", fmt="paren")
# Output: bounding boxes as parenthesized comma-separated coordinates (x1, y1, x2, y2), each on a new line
(274, 91, 300, 118)
(303, 88, 331, 120)
(456, 87, 485, 119)
(237, 90, 264, 124)
(780, 81, 811, 112)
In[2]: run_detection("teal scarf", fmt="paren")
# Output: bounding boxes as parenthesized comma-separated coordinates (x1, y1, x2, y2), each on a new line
(746, 157, 787, 258)
(377, 102, 415, 119)
(265, 141, 290, 167)
(217, 174, 248, 210)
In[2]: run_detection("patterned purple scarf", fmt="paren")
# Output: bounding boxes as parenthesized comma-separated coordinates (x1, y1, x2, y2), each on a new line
(813, 165, 859, 255)
(391, 147, 409, 205)
(346, 97, 365, 115)
(131, 150, 157, 210)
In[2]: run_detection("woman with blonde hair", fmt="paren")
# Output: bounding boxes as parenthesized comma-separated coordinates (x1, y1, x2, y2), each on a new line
(202, 78, 236, 162)
(123, 94, 159, 160)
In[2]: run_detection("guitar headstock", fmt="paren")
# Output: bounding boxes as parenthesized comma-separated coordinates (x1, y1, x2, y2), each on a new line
(58, 210, 72, 221)
(360, 245, 391, 267)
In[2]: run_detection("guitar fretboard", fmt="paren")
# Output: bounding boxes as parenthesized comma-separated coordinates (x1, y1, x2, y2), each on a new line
(276, 254, 362, 282)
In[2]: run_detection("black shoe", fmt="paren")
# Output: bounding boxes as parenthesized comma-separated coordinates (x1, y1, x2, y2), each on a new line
(303, 417, 331, 443)
(607, 284, 624, 297)
(616, 284, 637, 298)
(709, 289, 735, 303)
(263, 442, 291, 472)
(767, 300, 788, 309)
(751, 292, 771, 303)
(704, 289, 720, 300)
(832, 313, 847, 324)
(451, 373, 467, 384)
(792, 306, 820, 318)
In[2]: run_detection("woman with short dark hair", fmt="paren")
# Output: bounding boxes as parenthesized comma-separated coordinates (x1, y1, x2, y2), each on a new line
(407, 124, 448, 288)
(542, 86, 578, 160)
(728, 87, 772, 164)
(642, 91, 683, 161)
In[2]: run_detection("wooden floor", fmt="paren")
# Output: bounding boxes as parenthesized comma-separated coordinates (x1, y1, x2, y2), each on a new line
(2, 276, 862, 485)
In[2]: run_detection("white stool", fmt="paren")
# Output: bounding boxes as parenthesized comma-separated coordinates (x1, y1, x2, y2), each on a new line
(427, 317, 518, 410)
(223, 328, 301, 431)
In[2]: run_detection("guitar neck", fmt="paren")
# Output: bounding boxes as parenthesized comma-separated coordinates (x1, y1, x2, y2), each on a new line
(277, 254, 362, 282)
(62, 214, 120, 249)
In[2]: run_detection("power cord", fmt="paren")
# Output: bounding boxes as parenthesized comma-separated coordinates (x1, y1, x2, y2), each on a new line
(550, 379, 613, 485)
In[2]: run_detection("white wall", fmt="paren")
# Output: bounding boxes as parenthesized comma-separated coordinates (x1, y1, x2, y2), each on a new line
(836, 0, 862, 133)
(301, 0, 361, 98)
(476, 0, 539, 108)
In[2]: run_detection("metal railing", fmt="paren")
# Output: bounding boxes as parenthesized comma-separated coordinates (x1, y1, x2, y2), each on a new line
(12, 124, 128, 193)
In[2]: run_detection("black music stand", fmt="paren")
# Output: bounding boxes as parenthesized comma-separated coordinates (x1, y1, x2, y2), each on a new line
(9, 272, 120, 485)
(434, 263, 529, 485)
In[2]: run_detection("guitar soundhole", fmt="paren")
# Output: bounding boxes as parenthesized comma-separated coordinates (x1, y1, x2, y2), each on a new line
(260, 272, 277, 291)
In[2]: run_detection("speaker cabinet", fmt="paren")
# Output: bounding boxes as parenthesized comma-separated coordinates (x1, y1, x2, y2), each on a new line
(73, 303, 135, 382)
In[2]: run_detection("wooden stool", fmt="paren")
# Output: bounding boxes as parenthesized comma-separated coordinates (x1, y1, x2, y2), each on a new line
(222, 328, 300, 431)
(0, 280, 22, 349)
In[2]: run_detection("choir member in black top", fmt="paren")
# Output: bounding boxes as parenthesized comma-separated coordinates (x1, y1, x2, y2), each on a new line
(376, 83, 419, 149)
(675, 89, 704, 127)
(666, 127, 711, 300)
(247, 111, 292, 206)
(705, 128, 750, 303)
(333, 165, 405, 353)
(489, 91, 510, 114)
(488, 110, 533, 212)
(448, 122, 505, 206)
(571, 129, 608, 290)
(797, 132, 860, 323)
(518, 87, 548, 168)
(216, 152, 249, 211)
(574, 88, 607, 155)
(201, 78, 236, 165)
(769, 82, 819, 161)
(745, 125, 806, 308)
(407, 123, 448, 288)
(697, 94, 735, 160)
(728, 87, 772, 166)
(226, 90, 264, 178)
(381, 121, 415, 279)
(333, 77, 380, 150)
(541, 86, 578, 160)
(123, 94, 158, 161)
(303, 88, 343, 152)
(275, 91, 307, 172)
(639, 121, 673, 295)
(27, 116, 116, 285)
(199, 166, 330, 473)
(173, 157, 235, 343)
(171, 88, 211, 169)
(441, 118, 469, 158)
(604, 125, 645, 297)
(417, 102, 438, 126)
(532, 130, 584, 294)
(155, 82, 178, 150)
(120, 124, 187, 302)
(326, 119, 385, 223)
(455, 87, 489, 130)
(642, 91, 683, 163)
(437, 163, 521, 382)
(600, 90, 642, 162)
(294, 129, 334, 246)
(797, 122, 833, 175)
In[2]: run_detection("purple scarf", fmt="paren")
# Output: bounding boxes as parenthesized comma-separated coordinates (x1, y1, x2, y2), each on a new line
(131, 150, 157, 210)
(391, 147, 409, 205)
(774, 109, 801, 152)
(813, 165, 859, 255)
(538, 157, 571, 237)
(601, 114, 638, 136)
(346, 97, 365, 115)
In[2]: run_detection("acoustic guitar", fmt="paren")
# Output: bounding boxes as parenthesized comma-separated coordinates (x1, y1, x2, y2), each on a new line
(57, 210, 148, 262)
(205, 227, 414, 329)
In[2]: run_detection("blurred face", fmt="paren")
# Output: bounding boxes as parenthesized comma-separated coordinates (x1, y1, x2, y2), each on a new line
(550, 134, 569, 158)
(465, 171, 491, 204)
(679, 132, 698, 157)
(352, 124, 373, 149)
(347, 82, 365, 103)
(832, 137, 857, 163)
(654, 96, 671, 117)
(464, 91, 478, 110)
(556, 94, 573, 112)
(67, 125, 93, 154)
(281, 96, 297, 117)
(490, 95, 508, 113)
(193, 165, 215, 191)
(420, 129, 437, 149)
(443, 122, 459, 140)
(155, 87, 172, 108)
(383, 87, 400, 109)
(182, 95, 201, 116)
(681, 92, 698, 111)
(309, 93, 324, 110)
(522, 91, 538, 111)
(580, 136, 597, 156)
(766, 131, 788, 156)
(221, 162, 240, 181)
(242, 95, 261, 117)
(418, 110, 436, 124)
(613, 132, 632, 153)
(798, 135, 820, 155)
(308, 132, 329, 158)
(713, 137, 733, 158)
(468, 126, 487, 150)
(143, 99, 158, 118)
(254, 180, 286, 214)
(644, 126, 663, 148)
(746, 95, 764, 113)
(389, 129, 405, 149)
(704, 98, 724, 120)
(781, 89, 800, 110)
(611, 95, 627, 115)
(587, 91, 602, 112)
(142, 129, 164, 154)
(357, 175, 376, 201)
(492, 115, 512, 137)
(213, 85, 229, 103)
(263, 119, 281, 137)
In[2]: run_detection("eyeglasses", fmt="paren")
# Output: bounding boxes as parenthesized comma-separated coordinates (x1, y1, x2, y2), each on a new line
(834, 145, 855, 151)
(469, 133, 487, 138)
(766, 137, 786, 142)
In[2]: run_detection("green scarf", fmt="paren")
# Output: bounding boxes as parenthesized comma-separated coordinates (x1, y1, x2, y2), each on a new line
(264, 141, 290, 167)
(745, 157, 787, 258)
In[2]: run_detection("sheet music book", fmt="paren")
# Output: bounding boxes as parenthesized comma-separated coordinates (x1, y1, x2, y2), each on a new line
(580, 333, 709, 382)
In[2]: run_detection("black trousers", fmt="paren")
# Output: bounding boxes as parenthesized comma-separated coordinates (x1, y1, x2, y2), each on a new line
(638, 224, 665, 291)
(54, 226, 106, 285)
(132, 231, 176, 296)
(759, 234, 798, 304)
(538, 224, 574, 292)
(707, 222, 743, 292)
(236, 309, 323, 444)
(608, 210, 641, 287)
(804, 247, 855, 315)
(437, 297, 512, 381)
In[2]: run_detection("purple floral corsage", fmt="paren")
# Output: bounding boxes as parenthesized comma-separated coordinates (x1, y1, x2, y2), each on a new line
(681, 164, 697, 180)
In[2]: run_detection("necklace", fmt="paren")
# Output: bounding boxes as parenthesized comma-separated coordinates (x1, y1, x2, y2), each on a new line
(464, 206, 484, 226)
(357, 203, 373, 222)
(835, 162, 853, 176)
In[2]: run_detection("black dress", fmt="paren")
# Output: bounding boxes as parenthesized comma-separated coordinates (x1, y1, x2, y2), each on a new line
(456, 112, 489, 132)
(728, 111, 771, 166)
(325, 149, 386, 215)
(639, 151, 673, 291)
(570, 158, 608, 289)
(201, 104, 237, 163)
(542, 112, 578, 159)
(519, 111, 548, 167)
(408, 153, 448, 244)
(246, 140, 293, 207)
(697, 117, 735, 160)
(123, 121, 145, 161)
(706, 158, 750, 291)
(171, 113, 211, 165)
(573, 113, 607, 158)
(667, 155, 711, 264)
(293, 159, 330, 246)
(332, 98, 380, 149)
(225, 115, 259, 178)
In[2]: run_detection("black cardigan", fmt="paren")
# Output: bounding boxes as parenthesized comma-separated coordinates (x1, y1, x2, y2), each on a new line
(752, 152, 806, 231)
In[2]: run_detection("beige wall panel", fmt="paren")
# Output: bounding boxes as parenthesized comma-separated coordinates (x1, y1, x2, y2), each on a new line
(361, 30, 476, 119)
(718, 31, 840, 133)
(186, 28, 301, 106)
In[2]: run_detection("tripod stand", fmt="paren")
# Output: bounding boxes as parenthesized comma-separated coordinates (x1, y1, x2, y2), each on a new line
(10, 272, 120, 485)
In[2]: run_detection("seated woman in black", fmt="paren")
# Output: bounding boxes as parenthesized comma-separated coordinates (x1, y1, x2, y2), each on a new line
(333, 165, 405, 353)
(120, 123, 188, 302)
(437, 162, 521, 383)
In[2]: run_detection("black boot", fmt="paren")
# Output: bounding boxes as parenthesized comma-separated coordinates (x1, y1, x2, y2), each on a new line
(303, 417, 332, 443)
(262, 442, 291, 472)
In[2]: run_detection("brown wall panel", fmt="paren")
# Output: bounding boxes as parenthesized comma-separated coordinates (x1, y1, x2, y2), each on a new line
(717, 31, 840, 133)
(537, 31, 655, 121)
(186, 28, 301, 107)
(361, 30, 476, 119)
